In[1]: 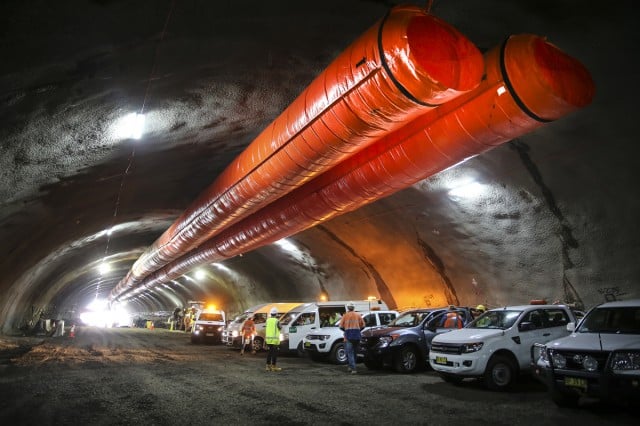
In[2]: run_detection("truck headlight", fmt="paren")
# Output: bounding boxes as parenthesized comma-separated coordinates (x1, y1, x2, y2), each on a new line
(550, 351, 566, 369)
(610, 351, 640, 374)
(232, 330, 238, 337)
(379, 335, 396, 347)
(461, 342, 483, 353)
(532, 344, 549, 366)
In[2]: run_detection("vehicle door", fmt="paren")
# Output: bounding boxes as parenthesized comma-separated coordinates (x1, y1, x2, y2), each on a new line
(541, 307, 573, 340)
(287, 311, 317, 350)
(424, 311, 464, 350)
(513, 309, 549, 369)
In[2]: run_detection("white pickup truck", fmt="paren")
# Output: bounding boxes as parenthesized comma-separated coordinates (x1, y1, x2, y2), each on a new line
(303, 310, 398, 364)
(429, 304, 576, 390)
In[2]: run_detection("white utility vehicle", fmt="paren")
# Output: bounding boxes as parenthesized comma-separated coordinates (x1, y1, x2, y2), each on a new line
(532, 299, 640, 407)
(303, 310, 398, 364)
(429, 303, 576, 390)
(280, 299, 389, 355)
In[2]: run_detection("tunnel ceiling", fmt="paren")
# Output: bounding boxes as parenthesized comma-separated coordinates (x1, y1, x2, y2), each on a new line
(1, 0, 638, 332)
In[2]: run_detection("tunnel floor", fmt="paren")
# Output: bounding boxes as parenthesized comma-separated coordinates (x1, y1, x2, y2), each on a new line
(0, 328, 636, 425)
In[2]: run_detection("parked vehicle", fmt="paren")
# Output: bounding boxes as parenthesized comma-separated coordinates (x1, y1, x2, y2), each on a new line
(191, 309, 226, 344)
(303, 310, 398, 364)
(250, 302, 303, 352)
(280, 299, 389, 355)
(531, 299, 640, 407)
(429, 304, 576, 390)
(359, 306, 473, 373)
(222, 305, 264, 348)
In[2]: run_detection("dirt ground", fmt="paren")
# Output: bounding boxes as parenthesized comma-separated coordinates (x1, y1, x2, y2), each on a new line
(0, 327, 636, 425)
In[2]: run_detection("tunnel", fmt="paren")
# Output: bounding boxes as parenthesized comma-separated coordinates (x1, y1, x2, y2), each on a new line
(1, 0, 638, 336)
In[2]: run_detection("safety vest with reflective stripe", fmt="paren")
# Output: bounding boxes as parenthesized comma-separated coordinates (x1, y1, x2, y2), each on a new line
(265, 317, 280, 345)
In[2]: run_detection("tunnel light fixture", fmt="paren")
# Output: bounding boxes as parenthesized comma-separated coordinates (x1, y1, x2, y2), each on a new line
(98, 262, 111, 275)
(116, 112, 146, 140)
(275, 238, 298, 253)
(447, 180, 488, 199)
(194, 269, 206, 280)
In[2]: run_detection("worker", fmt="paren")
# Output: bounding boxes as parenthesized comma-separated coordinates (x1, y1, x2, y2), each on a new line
(443, 305, 464, 329)
(240, 315, 256, 355)
(328, 311, 342, 326)
(265, 307, 282, 372)
(472, 304, 487, 319)
(338, 302, 365, 374)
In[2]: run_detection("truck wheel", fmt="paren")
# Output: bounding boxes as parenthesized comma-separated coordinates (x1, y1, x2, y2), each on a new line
(550, 390, 580, 408)
(330, 342, 347, 365)
(252, 337, 264, 352)
(394, 346, 420, 373)
(364, 359, 383, 370)
(296, 342, 307, 357)
(484, 355, 516, 390)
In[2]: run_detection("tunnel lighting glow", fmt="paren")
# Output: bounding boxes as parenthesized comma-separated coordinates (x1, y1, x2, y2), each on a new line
(275, 238, 298, 253)
(448, 181, 488, 199)
(497, 85, 506, 96)
(194, 269, 206, 280)
(98, 262, 111, 275)
(115, 112, 145, 140)
(211, 262, 230, 273)
(80, 298, 129, 327)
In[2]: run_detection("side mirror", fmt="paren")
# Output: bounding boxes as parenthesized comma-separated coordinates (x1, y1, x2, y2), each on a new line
(566, 322, 575, 332)
(518, 321, 534, 332)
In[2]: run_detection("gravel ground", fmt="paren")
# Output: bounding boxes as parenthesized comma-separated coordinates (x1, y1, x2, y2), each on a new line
(0, 327, 636, 425)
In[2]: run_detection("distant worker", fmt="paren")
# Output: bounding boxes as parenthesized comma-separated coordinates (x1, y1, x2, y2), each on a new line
(443, 305, 464, 329)
(240, 315, 256, 355)
(472, 304, 486, 319)
(265, 308, 282, 372)
(328, 311, 342, 326)
(338, 302, 365, 374)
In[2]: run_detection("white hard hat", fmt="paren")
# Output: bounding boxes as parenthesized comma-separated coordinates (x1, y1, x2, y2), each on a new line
(270, 307, 278, 316)
(347, 301, 355, 310)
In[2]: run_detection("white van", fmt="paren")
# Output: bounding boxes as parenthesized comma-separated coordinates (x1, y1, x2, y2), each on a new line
(222, 303, 269, 347)
(251, 302, 304, 351)
(279, 299, 389, 355)
(303, 309, 398, 364)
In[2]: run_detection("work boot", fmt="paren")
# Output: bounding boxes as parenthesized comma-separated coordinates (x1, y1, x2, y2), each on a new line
(251, 350, 256, 355)
(265, 364, 271, 372)
(271, 365, 282, 372)
(240, 349, 244, 355)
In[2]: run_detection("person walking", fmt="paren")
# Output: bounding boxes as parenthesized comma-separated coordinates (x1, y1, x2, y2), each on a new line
(240, 315, 256, 355)
(338, 302, 365, 374)
(265, 307, 282, 371)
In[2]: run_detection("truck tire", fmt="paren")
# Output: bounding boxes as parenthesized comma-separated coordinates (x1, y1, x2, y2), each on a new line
(550, 390, 580, 408)
(330, 342, 347, 365)
(252, 337, 264, 352)
(484, 354, 516, 391)
(394, 346, 420, 373)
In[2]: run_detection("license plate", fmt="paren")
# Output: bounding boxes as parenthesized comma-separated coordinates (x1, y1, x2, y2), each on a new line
(304, 342, 311, 347)
(564, 376, 587, 390)
(435, 356, 448, 365)
(206, 333, 214, 337)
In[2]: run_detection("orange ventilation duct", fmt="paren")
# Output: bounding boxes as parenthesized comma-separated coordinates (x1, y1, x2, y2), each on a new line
(111, 5, 484, 299)
(113, 34, 594, 301)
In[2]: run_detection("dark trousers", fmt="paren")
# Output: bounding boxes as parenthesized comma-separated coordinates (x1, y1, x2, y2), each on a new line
(266, 344, 278, 365)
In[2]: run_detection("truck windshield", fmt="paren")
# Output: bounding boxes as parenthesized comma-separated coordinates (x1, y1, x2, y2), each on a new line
(389, 311, 432, 327)
(468, 310, 521, 330)
(577, 307, 640, 334)
(199, 313, 223, 322)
